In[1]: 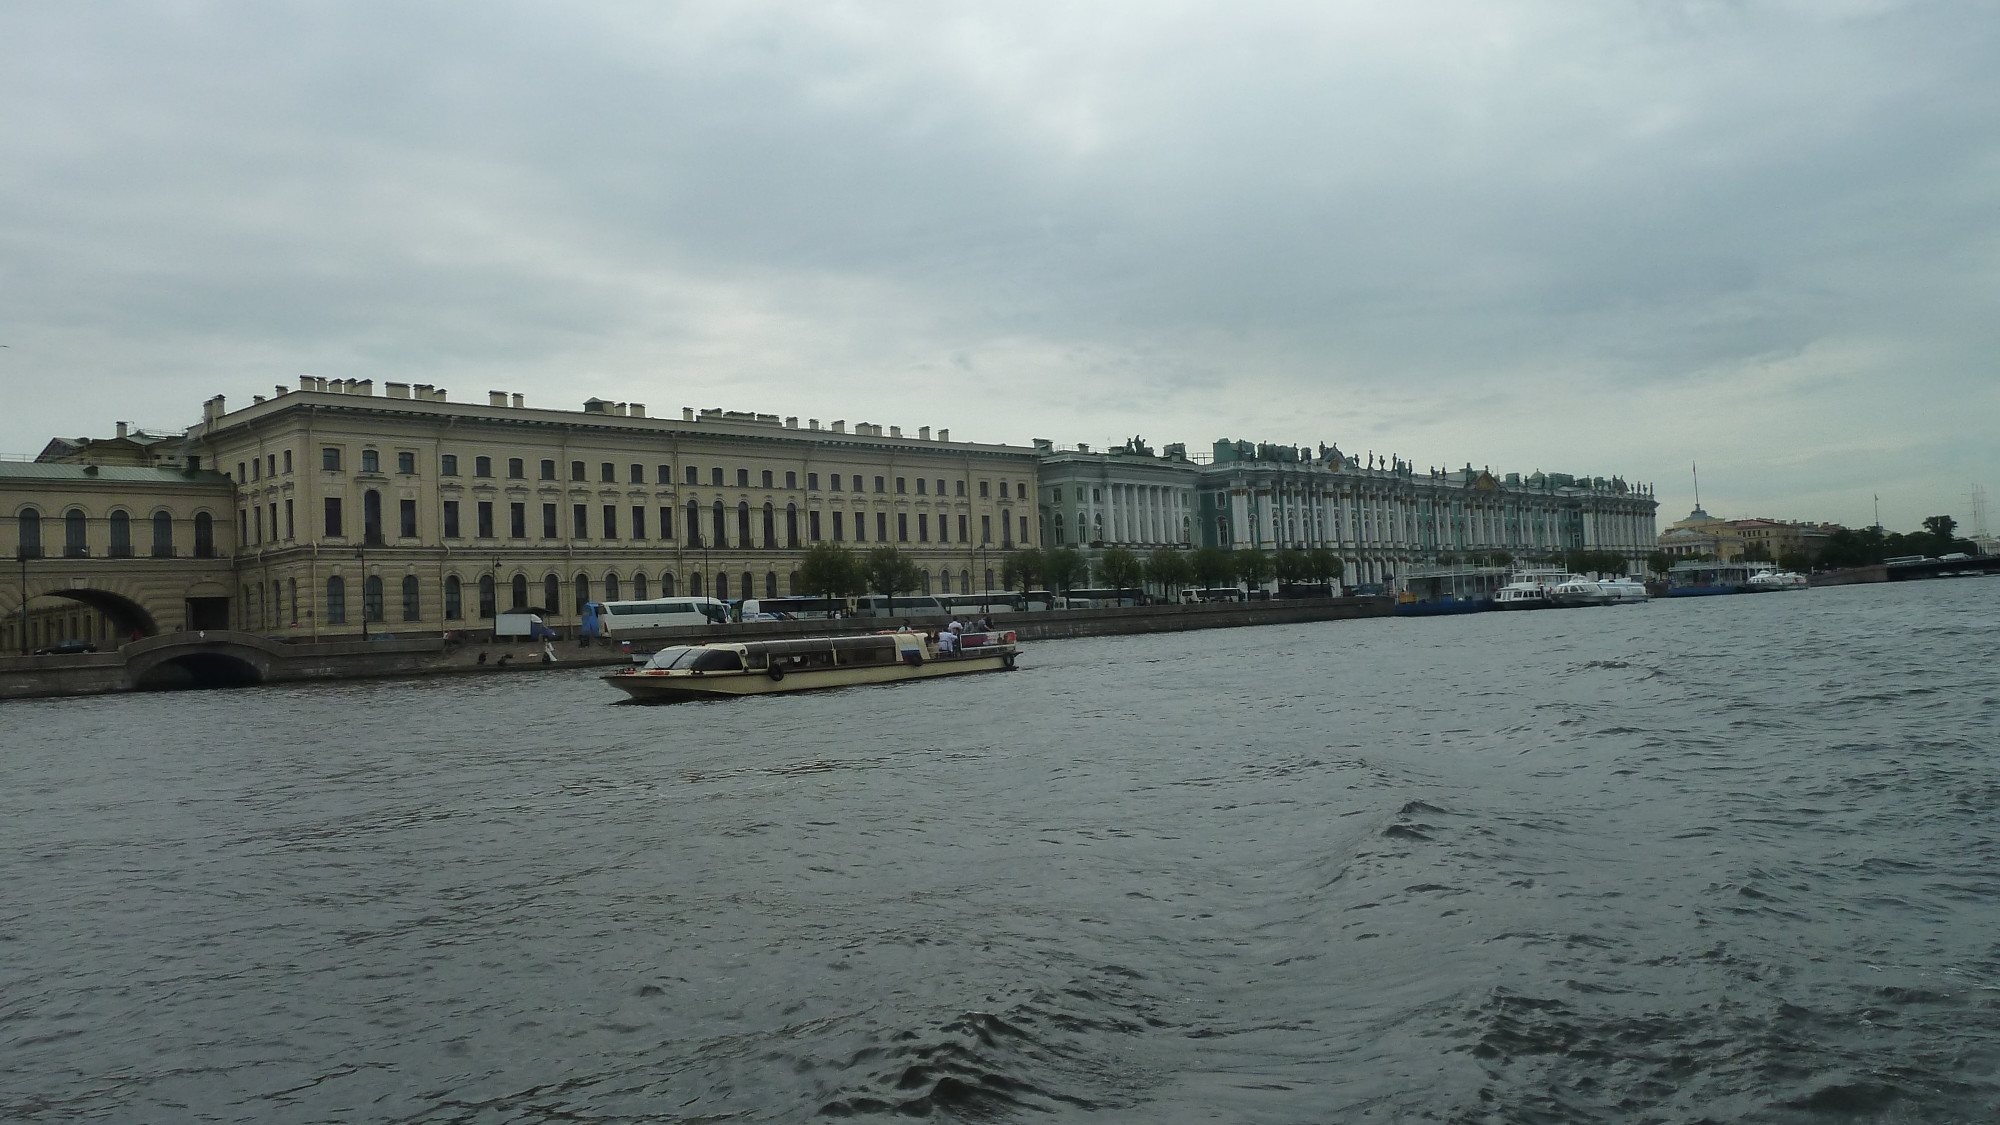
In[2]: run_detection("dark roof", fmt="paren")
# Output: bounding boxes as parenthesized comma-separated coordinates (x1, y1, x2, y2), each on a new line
(0, 462, 233, 486)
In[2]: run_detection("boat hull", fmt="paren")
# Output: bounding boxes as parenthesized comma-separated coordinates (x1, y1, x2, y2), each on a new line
(604, 651, 1013, 701)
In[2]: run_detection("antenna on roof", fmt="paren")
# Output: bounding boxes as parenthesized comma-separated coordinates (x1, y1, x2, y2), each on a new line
(1691, 461, 1700, 510)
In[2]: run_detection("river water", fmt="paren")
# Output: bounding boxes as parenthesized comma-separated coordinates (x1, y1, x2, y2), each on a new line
(3, 580, 1998, 1122)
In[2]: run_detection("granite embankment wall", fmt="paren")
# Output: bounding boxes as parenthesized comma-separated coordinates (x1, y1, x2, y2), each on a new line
(0, 597, 1392, 700)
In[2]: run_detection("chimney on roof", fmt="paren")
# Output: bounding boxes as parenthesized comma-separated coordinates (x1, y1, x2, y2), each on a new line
(629, 403, 645, 418)
(116, 421, 128, 439)
(353, 380, 372, 396)
(890, 425, 902, 438)
(831, 420, 846, 433)
(489, 391, 508, 407)
(253, 394, 266, 404)
(784, 416, 798, 429)
(809, 418, 820, 430)
(613, 402, 628, 416)
(683, 407, 695, 420)
(274, 384, 288, 397)
(385, 382, 410, 399)
(919, 426, 930, 440)
(512, 393, 525, 409)
(937, 428, 948, 442)
(299, 374, 315, 391)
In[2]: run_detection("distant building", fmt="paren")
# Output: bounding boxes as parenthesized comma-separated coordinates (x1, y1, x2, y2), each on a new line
(1033, 437, 1199, 571)
(1657, 510, 1837, 562)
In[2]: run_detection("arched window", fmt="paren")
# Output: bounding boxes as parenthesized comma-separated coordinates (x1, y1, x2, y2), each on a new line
(252, 584, 264, 630)
(363, 575, 384, 622)
(961, 569, 970, 592)
(604, 572, 621, 601)
(1001, 508, 1013, 547)
(632, 573, 648, 600)
(326, 576, 347, 624)
(738, 502, 751, 547)
(762, 502, 775, 548)
(688, 571, 701, 596)
(984, 568, 995, 591)
(661, 572, 676, 597)
(686, 499, 702, 548)
(511, 574, 529, 610)
(478, 574, 495, 618)
(445, 575, 463, 620)
(940, 570, 952, 594)
(714, 572, 727, 600)
(786, 503, 799, 548)
(765, 570, 777, 598)
(402, 575, 420, 621)
(787, 570, 798, 594)
(64, 508, 88, 557)
(194, 512, 215, 557)
(920, 570, 931, 594)
(151, 511, 174, 557)
(17, 507, 41, 558)
(287, 578, 297, 625)
(574, 574, 591, 616)
(543, 575, 560, 614)
(109, 510, 131, 557)
(713, 501, 726, 547)
(741, 571, 753, 601)
(363, 490, 384, 545)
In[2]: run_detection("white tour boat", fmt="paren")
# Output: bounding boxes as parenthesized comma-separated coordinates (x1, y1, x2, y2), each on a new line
(603, 630, 1020, 702)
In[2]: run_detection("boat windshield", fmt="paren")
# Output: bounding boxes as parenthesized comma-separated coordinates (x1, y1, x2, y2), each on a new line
(644, 646, 700, 670)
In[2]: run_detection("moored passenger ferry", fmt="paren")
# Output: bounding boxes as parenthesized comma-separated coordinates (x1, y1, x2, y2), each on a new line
(603, 630, 1020, 702)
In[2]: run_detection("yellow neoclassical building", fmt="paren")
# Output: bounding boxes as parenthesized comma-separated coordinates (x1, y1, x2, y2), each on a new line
(187, 379, 1042, 637)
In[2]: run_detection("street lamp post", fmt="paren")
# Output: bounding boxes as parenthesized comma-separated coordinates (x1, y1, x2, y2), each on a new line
(17, 550, 28, 656)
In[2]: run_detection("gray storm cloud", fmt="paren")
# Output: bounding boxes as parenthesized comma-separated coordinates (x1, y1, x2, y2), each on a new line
(0, 1, 1993, 530)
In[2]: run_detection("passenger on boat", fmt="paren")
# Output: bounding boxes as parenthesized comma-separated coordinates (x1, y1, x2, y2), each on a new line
(937, 629, 958, 655)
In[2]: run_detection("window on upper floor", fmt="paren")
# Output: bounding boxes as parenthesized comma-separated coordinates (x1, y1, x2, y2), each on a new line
(600, 462, 615, 483)
(540, 459, 556, 480)
(875, 476, 886, 493)
(570, 460, 586, 481)
(807, 473, 819, 490)
(978, 480, 989, 498)
(829, 473, 841, 490)
(896, 477, 907, 494)
(657, 465, 671, 484)
(508, 458, 524, 479)
(473, 455, 492, 478)
(785, 471, 797, 489)
(399, 451, 417, 475)
(630, 463, 644, 484)
(711, 467, 724, 486)
(685, 465, 699, 485)
(361, 449, 380, 474)
(441, 454, 459, 475)
(956, 480, 966, 497)
(761, 469, 774, 489)
(737, 468, 750, 488)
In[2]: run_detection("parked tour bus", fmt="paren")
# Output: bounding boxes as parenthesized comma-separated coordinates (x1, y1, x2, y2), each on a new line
(855, 594, 948, 617)
(1059, 587, 1145, 609)
(736, 596, 846, 620)
(594, 598, 730, 631)
(941, 591, 1026, 616)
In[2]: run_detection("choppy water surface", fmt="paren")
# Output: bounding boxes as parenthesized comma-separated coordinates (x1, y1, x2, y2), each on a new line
(5, 580, 1999, 1123)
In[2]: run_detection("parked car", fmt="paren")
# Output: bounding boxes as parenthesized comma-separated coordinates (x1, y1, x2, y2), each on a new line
(34, 639, 98, 656)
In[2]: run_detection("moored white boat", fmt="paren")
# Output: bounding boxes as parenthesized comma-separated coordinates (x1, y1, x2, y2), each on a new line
(1597, 577, 1651, 603)
(603, 630, 1020, 702)
(1744, 569, 1809, 591)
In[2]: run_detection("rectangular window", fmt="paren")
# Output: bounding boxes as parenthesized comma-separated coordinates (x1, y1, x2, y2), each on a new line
(324, 497, 343, 537)
(400, 499, 418, 538)
(253, 507, 262, 542)
(631, 506, 646, 539)
(508, 458, 524, 479)
(477, 501, 494, 538)
(935, 479, 945, 496)
(510, 502, 526, 539)
(918, 514, 929, 542)
(657, 465, 671, 484)
(571, 461, 586, 482)
(999, 482, 1009, 499)
(916, 478, 926, 495)
(878, 512, 889, 541)
(896, 477, 906, 494)
(399, 451, 417, 475)
(712, 467, 724, 486)
(807, 473, 819, 490)
(285, 499, 294, 538)
(830, 473, 841, 491)
(629, 464, 643, 484)
(809, 510, 821, 540)
(474, 455, 491, 478)
(684, 465, 698, 485)
(1020, 515, 1029, 544)
(443, 500, 460, 538)
(785, 471, 797, 489)
(659, 505, 674, 540)
(981, 514, 991, 543)
(875, 476, 886, 493)
(898, 513, 909, 541)
(833, 511, 845, 541)
(602, 505, 618, 539)
(361, 449, 380, 473)
(737, 468, 750, 488)
(956, 480, 965, 497)
(573, 504, 588, 538)
(283, 450, 293, 473)
(762, 469, 774, 489)
(441, 454, 459, 475)
(542, 504, 558, 538)
(601, 462, 615, 483)
(238, 462, 247, 483)
(540, 459, 556, 480)
(979, 481, 989, 498)
(957, 514, 968, 542)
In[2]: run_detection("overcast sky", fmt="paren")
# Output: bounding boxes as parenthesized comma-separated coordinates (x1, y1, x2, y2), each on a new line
(2, 2, 1994, 533)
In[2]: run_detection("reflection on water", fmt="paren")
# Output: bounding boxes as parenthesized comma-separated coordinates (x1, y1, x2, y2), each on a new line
(4, 580, 1999, 1121)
